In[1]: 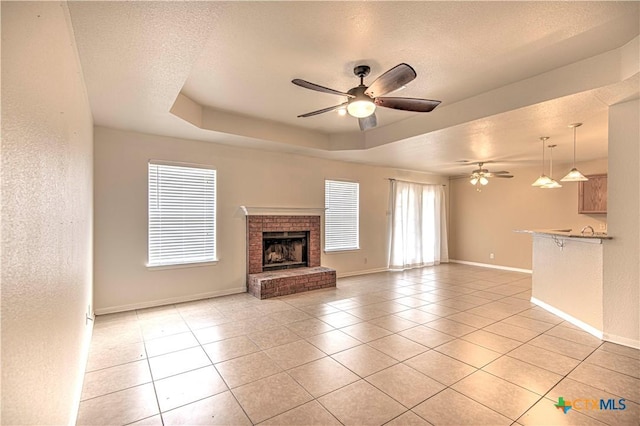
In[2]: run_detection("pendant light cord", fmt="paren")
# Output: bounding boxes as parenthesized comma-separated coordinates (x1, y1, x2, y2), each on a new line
(573, 126, 577, 167)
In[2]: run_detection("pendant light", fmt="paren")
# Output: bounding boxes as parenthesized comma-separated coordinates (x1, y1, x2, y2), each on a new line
(561, 123, 589, 182)
(532, 137, 553, 186)
(542, 144, 562, 188)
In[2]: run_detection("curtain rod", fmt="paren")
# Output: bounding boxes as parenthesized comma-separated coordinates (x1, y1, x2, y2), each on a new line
(387, 178, 446, 187)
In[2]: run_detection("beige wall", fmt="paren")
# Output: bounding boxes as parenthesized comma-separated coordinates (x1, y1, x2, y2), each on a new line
(1, 3, 94, 424)
(93, 127, 447, 314)
(603, 99, 639, 348)
(532, 234, 604, 332)
(449, 158, 608, 270)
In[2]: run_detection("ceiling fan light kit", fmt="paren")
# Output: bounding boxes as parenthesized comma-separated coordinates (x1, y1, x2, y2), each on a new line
(561, 123, 589, 182)
(346, 87, 376, 118)
(292, 63, 441, 130)
(467, 161, 513, 191)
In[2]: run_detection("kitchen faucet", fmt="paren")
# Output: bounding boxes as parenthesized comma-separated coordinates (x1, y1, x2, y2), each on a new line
(581, 225, 595, 236)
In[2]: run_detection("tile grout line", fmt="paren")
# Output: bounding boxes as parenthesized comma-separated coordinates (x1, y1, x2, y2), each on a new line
(83, 267, 637, 425)
(137, 306, 167, 426)
(174, 302, 256, 425)
(513, 341, 609, 425)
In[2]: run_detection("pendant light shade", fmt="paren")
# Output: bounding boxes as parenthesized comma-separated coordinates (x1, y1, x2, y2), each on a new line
(532, 175, 553, 187)
(542, 179, 562, 189)
(532, 137, 553, 187)
(561, 123, 588, 182)
(563, 168, 588, 181)
(541, 144, 562, 189)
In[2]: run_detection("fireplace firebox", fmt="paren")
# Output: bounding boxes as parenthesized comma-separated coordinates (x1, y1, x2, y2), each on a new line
(262, 231, 308, 271)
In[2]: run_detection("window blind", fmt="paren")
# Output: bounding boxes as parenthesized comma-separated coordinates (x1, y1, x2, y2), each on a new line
(148, 162, 216, 266)
(325, 179, 359, 251)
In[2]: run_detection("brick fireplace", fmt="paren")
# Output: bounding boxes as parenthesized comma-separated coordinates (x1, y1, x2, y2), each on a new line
(245, 212, 336, 299)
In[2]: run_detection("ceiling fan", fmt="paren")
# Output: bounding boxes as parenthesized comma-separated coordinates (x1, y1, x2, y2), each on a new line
(292, 63, 441, 131)
(463, 162, 514, 190)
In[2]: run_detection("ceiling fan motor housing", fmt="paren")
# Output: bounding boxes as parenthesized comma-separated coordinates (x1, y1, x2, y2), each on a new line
(353, 65, 371, 79)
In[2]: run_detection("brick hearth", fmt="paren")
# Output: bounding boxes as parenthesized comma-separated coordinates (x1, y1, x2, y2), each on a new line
(248, 266, 336, 299)
(246, 215, 336, 299)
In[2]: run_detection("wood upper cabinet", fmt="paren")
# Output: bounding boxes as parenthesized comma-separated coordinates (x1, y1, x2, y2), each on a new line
(578, 174, 607, 214)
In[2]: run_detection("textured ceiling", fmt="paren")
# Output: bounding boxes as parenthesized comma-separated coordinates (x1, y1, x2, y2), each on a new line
(68, 1, 639, 175)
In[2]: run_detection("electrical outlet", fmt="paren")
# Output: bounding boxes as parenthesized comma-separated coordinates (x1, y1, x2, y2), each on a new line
(490, 253, 495, 259)
(364, 257, 368, 264)
(599, 223, 606, 231)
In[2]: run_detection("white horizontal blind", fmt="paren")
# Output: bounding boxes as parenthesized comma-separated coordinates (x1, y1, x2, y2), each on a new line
(325, 179, 359, 251)
(148, 162, 216, 266)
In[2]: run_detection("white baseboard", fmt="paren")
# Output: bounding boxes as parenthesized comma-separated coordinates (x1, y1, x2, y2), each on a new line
(531, 297, 604, 340)
(94, 287, 247, 315)
(603, 332, 640, 350)
(337, 267, 389, 278)
(450, 259, 532, 274)
(531, 298, 640, 349)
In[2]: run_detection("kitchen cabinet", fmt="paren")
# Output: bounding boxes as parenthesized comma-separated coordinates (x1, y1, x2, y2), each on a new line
(578, 174, 607, 214)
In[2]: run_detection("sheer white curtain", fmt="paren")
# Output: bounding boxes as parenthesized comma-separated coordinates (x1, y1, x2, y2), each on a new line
(388, 180, 449, 270)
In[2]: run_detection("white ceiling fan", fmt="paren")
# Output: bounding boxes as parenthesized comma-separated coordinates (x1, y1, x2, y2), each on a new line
(452, 161, 514, 191)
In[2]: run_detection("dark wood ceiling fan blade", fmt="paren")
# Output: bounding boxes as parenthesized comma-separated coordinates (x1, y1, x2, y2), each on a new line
(364, 63, 417, 97)
(493, 175, 514, 178)
(358, 113, 377, 131)
(491, 171, 511, 175)
(297, 102, 348, 118)
(374, 97, 441, 112)
(292, 79, 354, 98)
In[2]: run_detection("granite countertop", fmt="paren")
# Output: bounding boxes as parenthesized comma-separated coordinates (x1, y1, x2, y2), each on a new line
(514, 229, 613, 240)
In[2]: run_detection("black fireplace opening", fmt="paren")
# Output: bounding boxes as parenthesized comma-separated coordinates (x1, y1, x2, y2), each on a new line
(263, 231, 309, 271)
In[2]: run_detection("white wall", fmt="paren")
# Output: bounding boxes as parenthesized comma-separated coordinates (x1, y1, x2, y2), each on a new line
(93, 127, 447, 314)
(603, 99, 640, 348)
(1, 2, 94, 424)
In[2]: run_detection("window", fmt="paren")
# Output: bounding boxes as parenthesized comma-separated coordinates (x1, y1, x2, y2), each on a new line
(148, 161, 216, 267)
(324, 179, 359, 252)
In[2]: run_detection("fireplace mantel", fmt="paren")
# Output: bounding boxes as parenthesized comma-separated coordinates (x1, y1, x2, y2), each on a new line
(240, 206, 326, 216)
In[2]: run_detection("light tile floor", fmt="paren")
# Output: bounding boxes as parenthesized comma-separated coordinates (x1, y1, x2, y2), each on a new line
(77, 264, 640, 425)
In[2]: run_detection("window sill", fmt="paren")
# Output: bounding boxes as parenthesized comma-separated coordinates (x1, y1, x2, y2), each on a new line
(146, 260, 219, 271)
(324, 248, 360, 254)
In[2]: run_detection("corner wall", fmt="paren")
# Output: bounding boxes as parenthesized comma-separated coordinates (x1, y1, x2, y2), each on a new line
(93, 127, 447, 314)
(1, 2, 94, 424)
(449, 159, 608, 270)
(603, 99, 640, 348)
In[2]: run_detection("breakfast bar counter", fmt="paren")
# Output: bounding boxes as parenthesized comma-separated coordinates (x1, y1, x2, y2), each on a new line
(515, 229, 611, 337)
